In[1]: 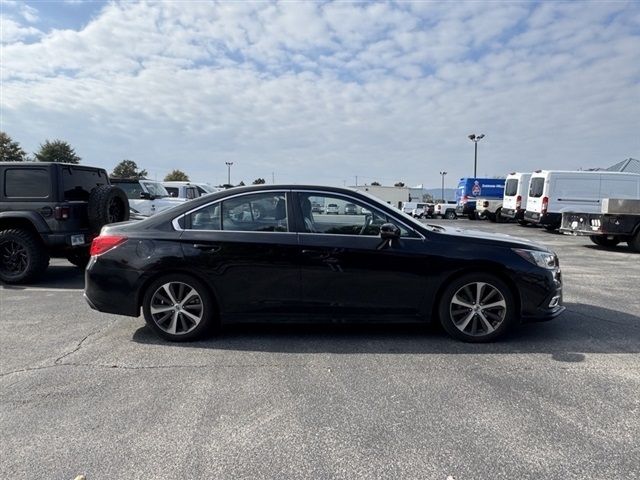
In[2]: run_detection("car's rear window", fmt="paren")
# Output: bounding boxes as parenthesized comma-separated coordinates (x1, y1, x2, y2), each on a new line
(505, 179, 518, 196)
(62, 167, 108, 201)
(529, 178, 545, 198)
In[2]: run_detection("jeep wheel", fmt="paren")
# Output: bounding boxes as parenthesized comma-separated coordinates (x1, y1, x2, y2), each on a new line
(0, 229, 50, 284)
(88, 185, 130, 233)
(66, 249, 91, 269)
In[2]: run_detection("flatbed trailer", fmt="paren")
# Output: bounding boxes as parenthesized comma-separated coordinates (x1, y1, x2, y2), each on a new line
(560, 199, 640, 252)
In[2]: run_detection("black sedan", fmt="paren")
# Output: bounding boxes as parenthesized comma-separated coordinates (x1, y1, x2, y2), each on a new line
(84, 185, 564, 342)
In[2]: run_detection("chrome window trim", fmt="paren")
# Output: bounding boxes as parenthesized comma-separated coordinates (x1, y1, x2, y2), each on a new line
(172, 189, 290, 233)
(292, 189, 425, 239)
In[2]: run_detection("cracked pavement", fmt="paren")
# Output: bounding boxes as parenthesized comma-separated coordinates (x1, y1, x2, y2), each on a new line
(1, 221, 639, 480)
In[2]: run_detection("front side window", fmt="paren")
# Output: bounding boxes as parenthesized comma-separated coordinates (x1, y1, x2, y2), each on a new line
(114, 182, 143, 199)
(5, 169, 50, 198)
(298, 193, 415, 237)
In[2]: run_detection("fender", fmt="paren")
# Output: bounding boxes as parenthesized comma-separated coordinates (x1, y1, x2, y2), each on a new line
(0, 211, 51, 233)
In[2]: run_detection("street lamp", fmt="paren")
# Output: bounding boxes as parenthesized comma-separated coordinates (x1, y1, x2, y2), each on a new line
(225, 162, 233, 186)
(468, 133, 485, 177)
(439, 171, 447, 203)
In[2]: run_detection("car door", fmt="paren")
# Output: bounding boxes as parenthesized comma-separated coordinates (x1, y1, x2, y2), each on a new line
(178, 190, 302, 318)
(293, 191, 429, 318)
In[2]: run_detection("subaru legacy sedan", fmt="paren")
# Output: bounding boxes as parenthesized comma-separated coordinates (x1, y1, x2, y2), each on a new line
(84, 185, 564, 342)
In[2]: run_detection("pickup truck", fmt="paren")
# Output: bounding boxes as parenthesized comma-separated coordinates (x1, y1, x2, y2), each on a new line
(433, 201, 457, 219)
(476, 198, 505, 223)
(560, 198, 640, 252)
(111, 178, 184, 216)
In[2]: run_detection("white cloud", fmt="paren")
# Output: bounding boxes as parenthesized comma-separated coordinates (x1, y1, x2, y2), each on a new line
(0, 1, 638, 185)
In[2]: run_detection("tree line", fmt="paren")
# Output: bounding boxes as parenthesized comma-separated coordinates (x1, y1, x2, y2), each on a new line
(0, 131, 265, 185)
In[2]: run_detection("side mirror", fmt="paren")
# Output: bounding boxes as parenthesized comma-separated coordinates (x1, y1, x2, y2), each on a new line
(140, 192, 153, 200)
(380, 223, 400, 240)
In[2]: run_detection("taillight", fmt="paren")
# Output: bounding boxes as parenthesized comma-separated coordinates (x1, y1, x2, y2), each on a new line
(516, 195, 522, 209)
(54, 206, 70, 220)
(90, 235, 127, 256)
(462, 195, 468, 204)
(542, 196, 549, 214)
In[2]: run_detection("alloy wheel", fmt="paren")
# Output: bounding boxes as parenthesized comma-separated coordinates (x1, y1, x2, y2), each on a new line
(149, 281, 204, 335)
(449, 282, 507, 336)
(0, 240, 29, 276)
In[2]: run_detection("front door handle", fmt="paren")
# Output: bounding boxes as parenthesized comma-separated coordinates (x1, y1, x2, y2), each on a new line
(193, 244, 221, 252)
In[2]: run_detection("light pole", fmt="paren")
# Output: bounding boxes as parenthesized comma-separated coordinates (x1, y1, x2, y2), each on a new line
(468, 133, 485, 177)
(439, 171, 447, 202)
(225, 162, 233, 186)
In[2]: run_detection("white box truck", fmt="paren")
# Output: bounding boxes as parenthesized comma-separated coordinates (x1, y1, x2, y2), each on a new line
(502, 172, 531, 224)
(524, 170, 640, 230)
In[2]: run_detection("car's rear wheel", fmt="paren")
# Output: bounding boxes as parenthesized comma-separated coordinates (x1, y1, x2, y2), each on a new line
(628, 231, 640, 253)
(142, 274, 217, 341)
(0, 228, 49, 284)
(590, 235, 620, 248)
(66, 249, 91, 269)
(444, 211, 456, 220)
(438, 274, 516, 342)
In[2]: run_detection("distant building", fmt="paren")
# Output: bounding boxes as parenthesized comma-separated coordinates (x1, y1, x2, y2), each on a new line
(350, 185, 410, 209)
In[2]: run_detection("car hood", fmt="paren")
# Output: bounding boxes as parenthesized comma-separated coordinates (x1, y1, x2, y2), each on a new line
(433, 225, 549, 251)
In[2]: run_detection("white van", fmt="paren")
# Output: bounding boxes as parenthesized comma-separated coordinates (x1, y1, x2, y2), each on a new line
(502, 172, 531, 223)
(524, 170, 640, 230)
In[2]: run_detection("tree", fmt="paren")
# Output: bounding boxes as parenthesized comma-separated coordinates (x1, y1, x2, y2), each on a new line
(394, 181, 405, 187)
(370, 181, 381, 186)
(111, 159, 148, 179)
(164, 169, 189, 181)
(34, 139, 81, 164)
(252, 178, 266, 184)
(237, 181, 246, 187)
(0, 132, 28, 162)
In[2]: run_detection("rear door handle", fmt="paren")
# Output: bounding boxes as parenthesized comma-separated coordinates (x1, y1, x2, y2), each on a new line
(193, 244, 221, 252)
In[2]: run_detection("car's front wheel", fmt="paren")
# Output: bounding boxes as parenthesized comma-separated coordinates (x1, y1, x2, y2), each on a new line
(142, 274, 217, 341)
(438, 274, 516, 342)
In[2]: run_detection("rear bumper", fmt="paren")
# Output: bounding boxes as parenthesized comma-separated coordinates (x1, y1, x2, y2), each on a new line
(524, 211, 561, 226)
(84, 260, 141, 317)
(456, 204, 475, 215)
(502, 208, 524, 220)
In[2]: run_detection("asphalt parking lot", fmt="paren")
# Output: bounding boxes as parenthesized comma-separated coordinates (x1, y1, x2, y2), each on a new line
(1, 220, 638, 480)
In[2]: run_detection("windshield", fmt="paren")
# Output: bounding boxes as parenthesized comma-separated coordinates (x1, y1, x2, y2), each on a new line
(141, 181, 170, 197)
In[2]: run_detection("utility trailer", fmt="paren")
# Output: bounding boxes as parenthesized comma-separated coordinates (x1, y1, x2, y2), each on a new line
(560, 199, 640, 252)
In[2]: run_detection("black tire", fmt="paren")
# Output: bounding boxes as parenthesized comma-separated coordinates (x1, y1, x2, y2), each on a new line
(544, 224, 559, 232)
(66, 249, 91, 269)
(487, 212, 497, 223)
(444, 211, 456, 220)
(628, 231, 640, 253)
(0, 228, 50, 284)
(142, 274, 218, 342)
(438, 273, 516, 342)
(590, 235, 620, 248)
(495, 208, 505, 223)
(517, 220, 528, 226)
(468, 213, 477, 220)
(88, 185, 130, 233)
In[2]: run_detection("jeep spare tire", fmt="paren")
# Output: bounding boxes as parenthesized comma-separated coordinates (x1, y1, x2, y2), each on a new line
(88, 185, 129, 232)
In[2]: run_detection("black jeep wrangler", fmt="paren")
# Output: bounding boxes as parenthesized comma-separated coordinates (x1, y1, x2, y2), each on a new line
(0, 162, 129, 284)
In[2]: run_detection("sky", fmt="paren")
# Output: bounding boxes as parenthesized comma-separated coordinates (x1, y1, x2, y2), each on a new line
(1, 0, 639, 188)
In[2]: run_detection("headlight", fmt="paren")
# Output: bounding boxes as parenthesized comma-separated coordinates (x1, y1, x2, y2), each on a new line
(513, 248, 558, 269)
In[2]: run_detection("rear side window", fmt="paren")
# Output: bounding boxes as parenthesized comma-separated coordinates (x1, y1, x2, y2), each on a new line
(62, 167, 108, 201)
(186, 187, 199, 199)
(165, 187, 179, 197)
(505, 179, 518, 196)
(5, 169, 50, 198)
(529, 178, 545, 198)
